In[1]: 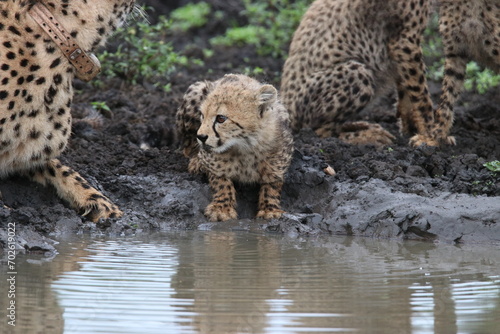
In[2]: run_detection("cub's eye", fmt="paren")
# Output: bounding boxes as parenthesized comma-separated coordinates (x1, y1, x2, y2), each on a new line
(215, 115, 227, 123)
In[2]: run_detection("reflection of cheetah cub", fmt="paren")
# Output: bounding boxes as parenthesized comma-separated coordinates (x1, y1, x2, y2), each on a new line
(176, 74, 293, 222)
(0, 0, 137, 221)
(281, 0, 453, 147)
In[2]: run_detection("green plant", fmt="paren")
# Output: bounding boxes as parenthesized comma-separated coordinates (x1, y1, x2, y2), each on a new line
(464, 62, 500, 94)
(202, 48, 215, 58)
(423, 14, 500, 93)
(98, 12, 195, 89)
(470, 178, 496, 196)
(90, 101, 111, 112)
(243, 66, 264, 77)
(211, 25, 264, 47)
(422, 14, 442, 58)
(170, 2, 211, 31)
(426, 60, 444, 82)
(212, 0, 312, 58)
(484, 160, 500, 172)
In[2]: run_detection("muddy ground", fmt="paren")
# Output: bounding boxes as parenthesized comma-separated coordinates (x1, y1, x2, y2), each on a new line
(1, 1, 499, 254)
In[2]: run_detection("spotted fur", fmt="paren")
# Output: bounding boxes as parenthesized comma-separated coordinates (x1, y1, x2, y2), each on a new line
(281, 0, 455, 147)
(424, 0, 500, 146)
(176, 74, 294, 222)
(0, 0, 137, 221)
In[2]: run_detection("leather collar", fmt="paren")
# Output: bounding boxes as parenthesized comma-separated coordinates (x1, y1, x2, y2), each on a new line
(28, 2, 101, 82)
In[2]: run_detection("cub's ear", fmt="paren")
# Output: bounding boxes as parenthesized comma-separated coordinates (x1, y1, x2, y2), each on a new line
(258, 85, 277, 106)
(203, 80, 217, 95)
(220, 73, 241, 83)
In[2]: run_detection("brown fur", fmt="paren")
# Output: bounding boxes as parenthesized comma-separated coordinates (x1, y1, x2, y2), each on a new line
(429, 0, 500, 145)
(0, 0, 137, 221)
(280, 0, 454, 147)
(176, 74, 294, 221)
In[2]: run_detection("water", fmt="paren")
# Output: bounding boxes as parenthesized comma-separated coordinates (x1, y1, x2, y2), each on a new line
(1, 232, 499, 334)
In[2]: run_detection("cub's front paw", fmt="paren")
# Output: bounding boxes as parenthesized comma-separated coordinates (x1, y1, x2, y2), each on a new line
(205, 203, 237, 222)
(81, 194, 123, 222)
(256, 209, 284, 220)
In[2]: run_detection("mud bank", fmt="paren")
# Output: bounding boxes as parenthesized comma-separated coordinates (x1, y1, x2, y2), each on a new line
(1, 0, 500, 254)
(1, 136, 499, 255)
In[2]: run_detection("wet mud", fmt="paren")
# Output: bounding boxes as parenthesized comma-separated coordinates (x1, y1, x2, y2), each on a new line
(1, 1, 499, 253)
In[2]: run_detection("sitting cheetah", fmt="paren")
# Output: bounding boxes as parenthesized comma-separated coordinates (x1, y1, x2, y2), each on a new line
(281, 0, 454, 147)
(176, 74, 293, 222)
(0, 0, 137, 221)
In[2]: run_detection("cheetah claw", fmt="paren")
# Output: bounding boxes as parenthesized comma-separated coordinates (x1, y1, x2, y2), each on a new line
(80, 201, 123, 222)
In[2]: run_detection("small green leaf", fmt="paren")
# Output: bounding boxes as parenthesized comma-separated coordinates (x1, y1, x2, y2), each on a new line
(483, 160, 500, 172)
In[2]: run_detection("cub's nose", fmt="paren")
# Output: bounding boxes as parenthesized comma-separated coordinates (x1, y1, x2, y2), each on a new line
(197, 134, 208, 143)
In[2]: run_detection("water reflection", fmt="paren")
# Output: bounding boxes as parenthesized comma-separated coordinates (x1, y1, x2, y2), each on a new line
(0, 239, 90, 334)
(1, 233, 499, 333)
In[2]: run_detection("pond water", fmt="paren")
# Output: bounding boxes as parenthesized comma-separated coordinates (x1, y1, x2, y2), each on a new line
(1, 231, 499, 334)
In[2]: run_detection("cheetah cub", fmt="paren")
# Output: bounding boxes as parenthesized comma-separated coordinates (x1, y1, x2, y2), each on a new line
(176, 74, 293, 222)
(0, 0, 137, 221)
(281, 0, 453, 147)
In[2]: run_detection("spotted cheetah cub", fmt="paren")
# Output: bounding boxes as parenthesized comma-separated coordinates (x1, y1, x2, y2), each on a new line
(176, 74, 293, 222)
(0, 0, 137, 221)
(281, 0, 453, 147)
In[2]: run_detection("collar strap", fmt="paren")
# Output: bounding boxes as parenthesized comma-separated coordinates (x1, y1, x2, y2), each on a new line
(28, 2, 101, 82)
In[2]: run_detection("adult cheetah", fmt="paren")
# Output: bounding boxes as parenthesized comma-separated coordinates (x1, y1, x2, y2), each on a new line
(281, 0, 455, 147)
(0, 0, 137, 221)
(176, 74, 293, 222)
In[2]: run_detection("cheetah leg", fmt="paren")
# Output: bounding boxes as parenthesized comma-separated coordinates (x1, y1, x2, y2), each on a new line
(256, 181, 284, 219)
(388, 24, 455, 147)
(388, 38, 437, 146)
(428, 9, 473, 146)
(205, 173, 237, 222)
(385, 1, 441, 147)
(303, 62, 394, 146)
(29, 159, 122, 222)
(427, 55, 467, 146)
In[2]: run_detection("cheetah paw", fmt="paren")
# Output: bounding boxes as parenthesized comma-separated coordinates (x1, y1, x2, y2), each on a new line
(205, 203, 237, 222)
(409, 134, 456, 147)
(80, 196, 123, 222)
(339, 121, 395, 147)
(409, 134, 439, 147)
(256, 209, 284, 220)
